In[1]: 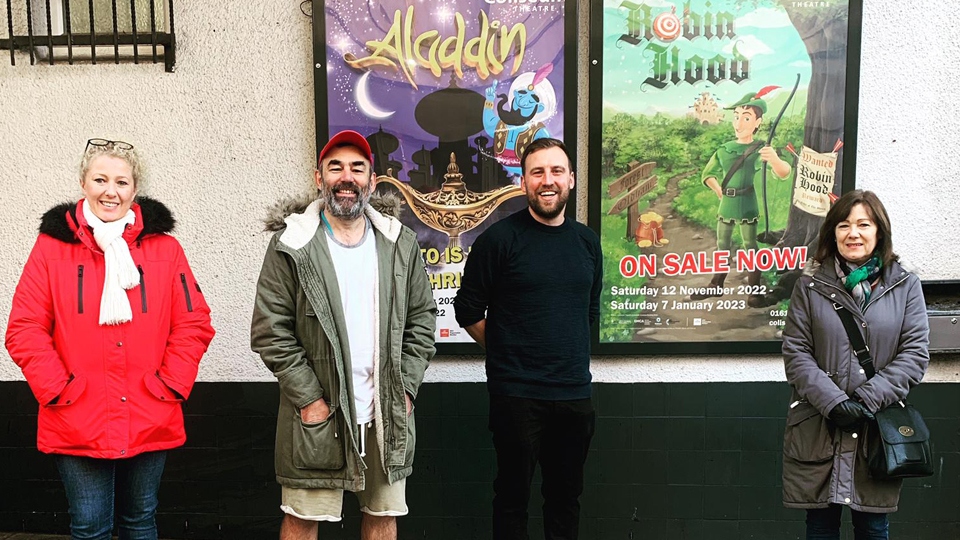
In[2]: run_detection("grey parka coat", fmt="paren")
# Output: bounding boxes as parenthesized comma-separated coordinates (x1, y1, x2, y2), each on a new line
(251, 192, 436, 490)
(781, 258, 929, 513)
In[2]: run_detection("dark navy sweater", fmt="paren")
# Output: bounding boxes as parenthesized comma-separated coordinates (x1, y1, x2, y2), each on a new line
(454, 209, 602, 400)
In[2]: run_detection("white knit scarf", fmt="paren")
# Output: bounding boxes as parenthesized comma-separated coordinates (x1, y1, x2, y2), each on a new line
(82, 200, 140, 325)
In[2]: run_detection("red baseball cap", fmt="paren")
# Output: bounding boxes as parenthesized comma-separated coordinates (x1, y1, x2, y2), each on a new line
(318, 130, 373, 167)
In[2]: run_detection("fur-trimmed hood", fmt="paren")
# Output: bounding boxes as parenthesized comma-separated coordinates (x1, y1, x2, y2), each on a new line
(262, 191, 401, 232)
(39, 197, 175, 244)
(262, 191, 404, 250)
(802, 258, 822, 277)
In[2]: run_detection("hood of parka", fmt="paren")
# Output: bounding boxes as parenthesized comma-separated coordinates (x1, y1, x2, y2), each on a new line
(262, 190, 402, 233)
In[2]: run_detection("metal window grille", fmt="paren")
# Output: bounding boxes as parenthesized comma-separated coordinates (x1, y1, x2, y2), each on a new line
(1, 0, 176, 71)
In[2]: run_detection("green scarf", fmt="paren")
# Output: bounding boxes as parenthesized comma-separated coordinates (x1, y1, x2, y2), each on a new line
(836, 255, 882, 310)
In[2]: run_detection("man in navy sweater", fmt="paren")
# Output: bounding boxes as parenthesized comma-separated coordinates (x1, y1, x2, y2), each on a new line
(454, 138, 602, 540)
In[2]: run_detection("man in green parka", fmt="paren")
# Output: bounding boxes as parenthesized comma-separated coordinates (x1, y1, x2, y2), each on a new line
(691, 90, 792, 300)
(251, 130, 436, 540)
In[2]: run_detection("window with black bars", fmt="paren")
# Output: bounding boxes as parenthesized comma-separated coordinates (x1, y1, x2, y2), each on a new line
(1, 0, 176, 72)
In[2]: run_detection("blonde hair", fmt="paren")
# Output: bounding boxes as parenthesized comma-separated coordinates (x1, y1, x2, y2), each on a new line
(78, 143, 147, 192)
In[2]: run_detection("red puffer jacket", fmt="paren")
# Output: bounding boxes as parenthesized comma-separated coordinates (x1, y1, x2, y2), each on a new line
(5, 198, 215, 459)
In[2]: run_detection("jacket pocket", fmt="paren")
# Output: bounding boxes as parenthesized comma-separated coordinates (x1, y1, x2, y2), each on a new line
(783, 402, 834, 463)
(138, 265, 147, 313)
(46, 374, 86, 408)
(403, 407, 416, 466)
(292, 407, 345, 470)
(77, 265, 84, 314)
(38, 373, 97, 449)
(180, 273, 194, 312)
(143, 372, 184, 403)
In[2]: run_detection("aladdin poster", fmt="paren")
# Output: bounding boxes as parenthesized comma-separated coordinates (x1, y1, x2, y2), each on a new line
(320, 0, 572, 347)
(593, 0, 857, 347)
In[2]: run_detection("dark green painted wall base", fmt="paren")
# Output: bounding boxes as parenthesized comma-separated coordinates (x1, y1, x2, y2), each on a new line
(1, 381, 958, 539)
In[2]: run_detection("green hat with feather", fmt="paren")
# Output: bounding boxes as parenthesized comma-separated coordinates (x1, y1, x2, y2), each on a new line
(724, 86, 780, 115)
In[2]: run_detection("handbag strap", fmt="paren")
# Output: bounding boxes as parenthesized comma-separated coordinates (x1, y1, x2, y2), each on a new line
(832, 302, 877, 379)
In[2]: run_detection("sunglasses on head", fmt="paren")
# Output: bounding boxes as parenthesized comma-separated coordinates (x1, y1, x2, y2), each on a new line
(85, 138, 134, 151)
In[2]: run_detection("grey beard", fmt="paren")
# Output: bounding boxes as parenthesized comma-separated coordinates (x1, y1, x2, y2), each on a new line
(322, 186, 371, 220)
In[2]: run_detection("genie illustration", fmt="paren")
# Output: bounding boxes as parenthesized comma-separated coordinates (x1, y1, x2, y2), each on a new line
(482, 63, 557, 178)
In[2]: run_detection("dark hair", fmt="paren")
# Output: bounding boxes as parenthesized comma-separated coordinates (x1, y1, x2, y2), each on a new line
(520, 138, 573, 176)
(733, 105, 764, 134)
(736, 104, 764, 119)
(814, 189, 898, 266)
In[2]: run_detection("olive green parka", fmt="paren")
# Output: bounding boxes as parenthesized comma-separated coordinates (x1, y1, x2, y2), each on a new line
(251, 192, 436, 490)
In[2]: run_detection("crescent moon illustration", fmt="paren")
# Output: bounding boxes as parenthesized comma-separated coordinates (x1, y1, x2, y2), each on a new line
(355, 72, 395, 120)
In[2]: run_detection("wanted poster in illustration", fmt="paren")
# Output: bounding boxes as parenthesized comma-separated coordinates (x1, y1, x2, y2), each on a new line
(318, 0, 576, 348)
(590, 0, 858, 349)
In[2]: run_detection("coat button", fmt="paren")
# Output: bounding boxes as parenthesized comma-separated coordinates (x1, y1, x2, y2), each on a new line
(117, 342, 123, 347)
(859, 369, 865, 374)
(844, 497, 851, 503)
(120, 450, 126, 455)
(852, 433, 858, 439)
(861, 322, 867, 328)
(830, 293, 836, 298)
(808, 283, 814, 287)
(121, 396, 127, 402)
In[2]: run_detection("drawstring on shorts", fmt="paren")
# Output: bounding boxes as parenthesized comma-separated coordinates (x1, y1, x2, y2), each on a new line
(359, 421, 372, 458)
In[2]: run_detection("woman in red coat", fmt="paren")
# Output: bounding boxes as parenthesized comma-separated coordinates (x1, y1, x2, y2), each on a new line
(5, 139, 215, 540)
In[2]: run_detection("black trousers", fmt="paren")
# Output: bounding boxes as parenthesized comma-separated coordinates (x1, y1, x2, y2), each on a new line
(488, 394, 595, 540)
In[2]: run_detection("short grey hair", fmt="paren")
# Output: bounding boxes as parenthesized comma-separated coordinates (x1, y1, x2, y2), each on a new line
(78, 143, 147, 192)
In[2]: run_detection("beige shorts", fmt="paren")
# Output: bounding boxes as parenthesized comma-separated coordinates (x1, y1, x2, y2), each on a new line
(280, 422, 407, 521)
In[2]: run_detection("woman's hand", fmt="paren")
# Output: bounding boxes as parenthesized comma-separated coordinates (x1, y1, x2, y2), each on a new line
(829, 399, 874, 432)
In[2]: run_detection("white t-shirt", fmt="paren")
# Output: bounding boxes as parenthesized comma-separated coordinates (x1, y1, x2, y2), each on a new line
(326, 220, 378, 425)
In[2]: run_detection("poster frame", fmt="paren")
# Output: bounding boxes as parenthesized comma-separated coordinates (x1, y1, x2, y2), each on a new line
(312, 0, 580, 355)
(587, 0, 863, 355)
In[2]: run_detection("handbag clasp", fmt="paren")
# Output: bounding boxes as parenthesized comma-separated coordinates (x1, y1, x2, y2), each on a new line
(898, 426, 915, 437)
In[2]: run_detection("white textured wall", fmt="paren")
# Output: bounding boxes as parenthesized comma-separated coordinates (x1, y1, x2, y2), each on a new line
(1, 1, 957, 383)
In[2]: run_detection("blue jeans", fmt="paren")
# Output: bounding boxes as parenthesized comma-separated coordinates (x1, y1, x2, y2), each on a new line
(56, 451, 167, 540)
(806, 504, 889, 540)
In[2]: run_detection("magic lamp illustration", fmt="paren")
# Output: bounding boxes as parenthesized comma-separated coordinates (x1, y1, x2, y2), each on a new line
(377, 153, 523, 253)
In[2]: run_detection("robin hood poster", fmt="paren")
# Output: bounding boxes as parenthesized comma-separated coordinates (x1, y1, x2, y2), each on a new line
(589, 0, 860, 353)
(314, 0, 577, 352)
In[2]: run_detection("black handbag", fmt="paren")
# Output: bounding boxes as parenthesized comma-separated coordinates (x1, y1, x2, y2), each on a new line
(833, 302, 934, 479)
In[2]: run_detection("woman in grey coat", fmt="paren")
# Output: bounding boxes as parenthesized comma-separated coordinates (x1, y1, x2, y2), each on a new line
(781, 190, 929, 540)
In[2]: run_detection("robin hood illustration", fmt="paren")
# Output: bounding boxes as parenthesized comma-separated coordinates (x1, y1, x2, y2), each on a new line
(594, 0, 856, 345)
